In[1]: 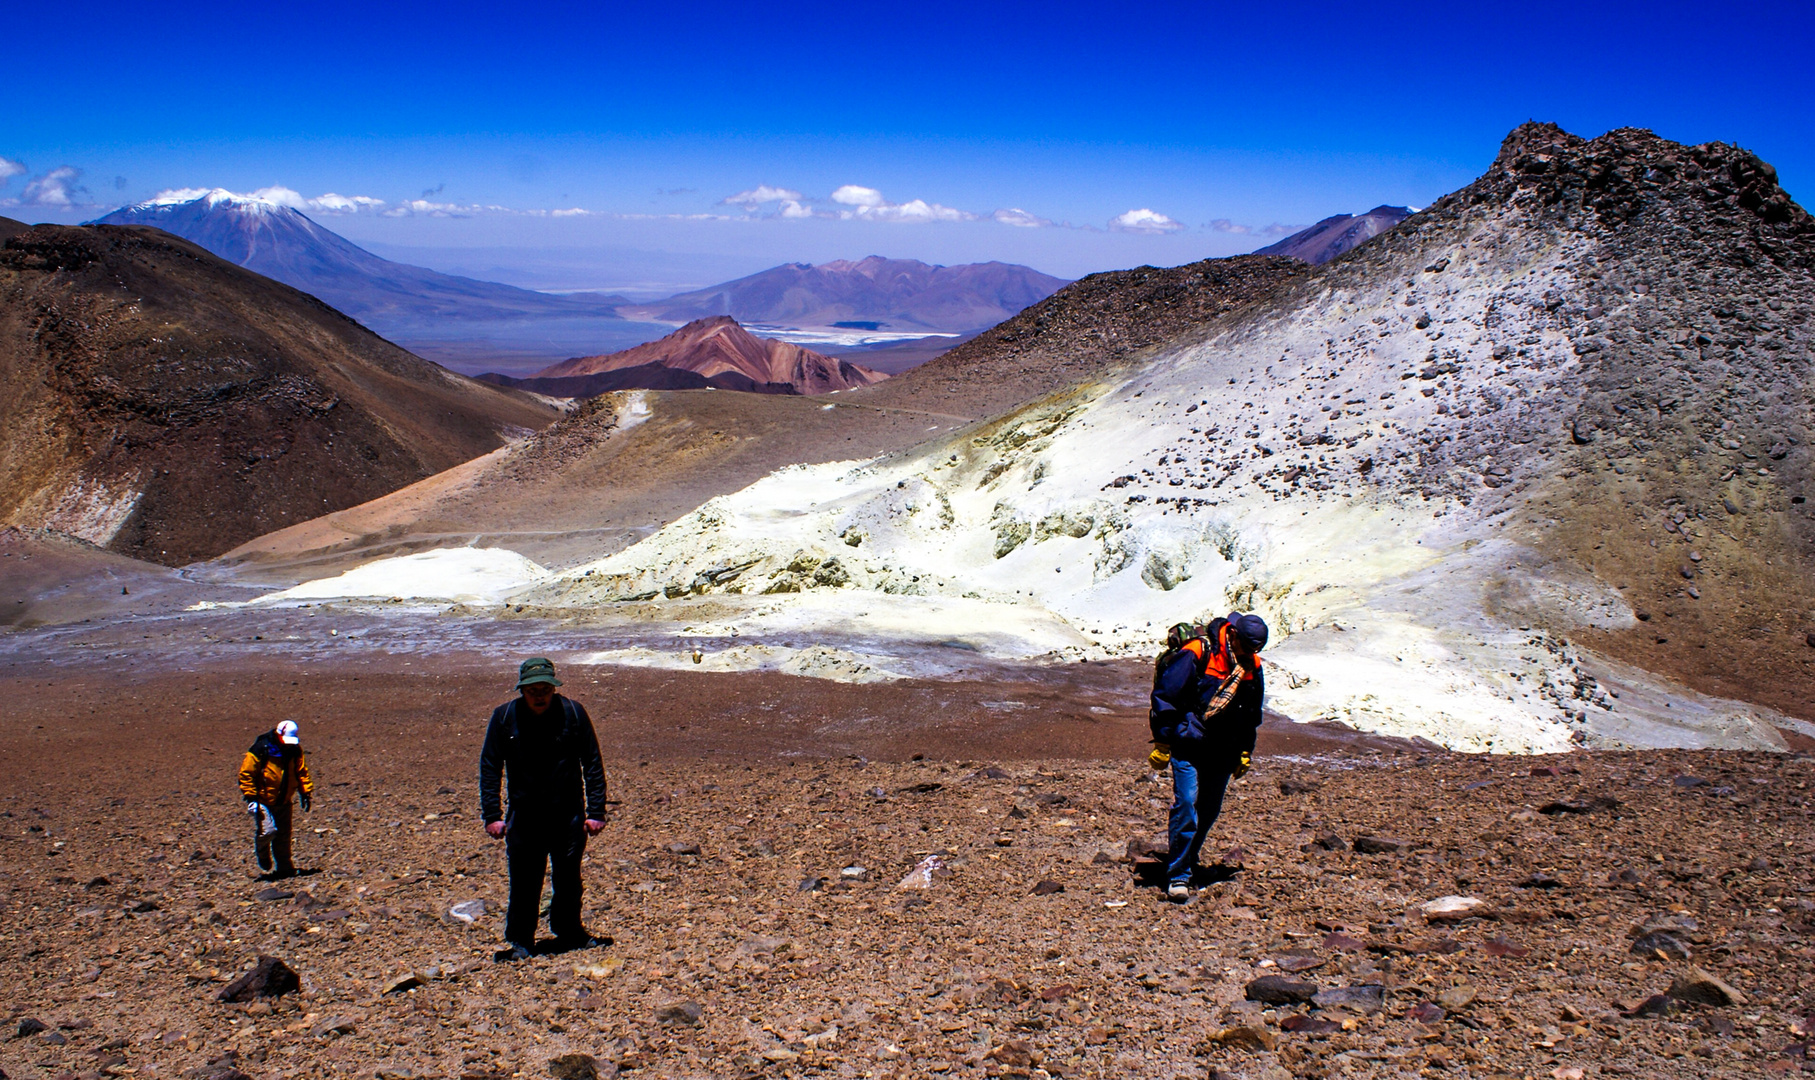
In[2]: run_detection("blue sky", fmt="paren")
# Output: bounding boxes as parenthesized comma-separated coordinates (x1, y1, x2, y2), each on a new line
(4, 0, 1811, 290)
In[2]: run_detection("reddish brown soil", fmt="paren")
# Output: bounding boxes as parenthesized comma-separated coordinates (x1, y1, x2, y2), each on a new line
(2, 659, 1812, 1080)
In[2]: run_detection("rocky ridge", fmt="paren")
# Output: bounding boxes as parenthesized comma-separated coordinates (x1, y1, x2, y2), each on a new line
(528, 317, 887, 396)
(515, 124, 1814, 750)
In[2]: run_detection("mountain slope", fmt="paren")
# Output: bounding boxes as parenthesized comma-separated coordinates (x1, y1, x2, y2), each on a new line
(90, 191, 626, 325)
(1257, 205, 1411, 264)
(850, 254, 1308, 418)
(621, 256, 1068, 332)
(530, 316, 887, 395)
(520, 123, 1814, 750)
(0, 223, 558, 565)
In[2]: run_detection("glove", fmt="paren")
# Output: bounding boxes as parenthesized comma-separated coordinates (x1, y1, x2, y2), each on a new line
(1148, 743, 1172, 770)
(1232, 750, 1252, 779)
(299, 792, 312, 812)
(245, 800, 261, 816)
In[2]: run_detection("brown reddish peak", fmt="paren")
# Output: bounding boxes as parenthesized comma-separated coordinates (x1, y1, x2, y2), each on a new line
(536, 316, 886, 395)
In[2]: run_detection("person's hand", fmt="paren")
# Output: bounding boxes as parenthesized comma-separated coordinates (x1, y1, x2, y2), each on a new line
(583, 818, 605, 836)
(245, 800, 260, 815)
(1232, 750, 1252, 779)
(1147, 743, 1172, 771)
(486, 821, 506, 838)
(299, 793, 312, 812)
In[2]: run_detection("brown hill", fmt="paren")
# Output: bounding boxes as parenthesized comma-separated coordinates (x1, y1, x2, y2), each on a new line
(850, 253, 1309, 417)
(532, 316, 887, 395)
(0, 223, 559, 566)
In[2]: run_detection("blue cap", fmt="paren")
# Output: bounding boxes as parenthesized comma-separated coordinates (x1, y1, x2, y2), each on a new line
(1227, 613, 1269, 650)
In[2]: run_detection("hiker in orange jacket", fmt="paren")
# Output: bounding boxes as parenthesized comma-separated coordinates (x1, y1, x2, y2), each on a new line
(239, 720, 314, 878)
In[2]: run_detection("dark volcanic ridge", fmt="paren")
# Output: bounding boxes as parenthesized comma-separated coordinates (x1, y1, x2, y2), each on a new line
(0, 223, 558, 566)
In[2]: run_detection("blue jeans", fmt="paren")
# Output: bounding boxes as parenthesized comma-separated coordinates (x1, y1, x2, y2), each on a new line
(1166, 757, 1232, 886)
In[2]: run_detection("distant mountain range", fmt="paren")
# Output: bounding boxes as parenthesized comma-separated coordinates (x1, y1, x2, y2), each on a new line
(89, 191, 629, 326)
(618, 256, 1069, 333)
(1257, 205, 1412, 264)
(484, 316, 888, 397)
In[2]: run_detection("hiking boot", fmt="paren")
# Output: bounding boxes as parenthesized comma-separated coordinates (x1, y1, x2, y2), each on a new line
(556, 933, 613, 952)
(493, 943, 533, 963)
(255, 839, 274, 873)
(1166, 883, 1190, 902)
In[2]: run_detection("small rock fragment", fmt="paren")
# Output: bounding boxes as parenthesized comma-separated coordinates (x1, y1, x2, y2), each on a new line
(547, 1053, 601, 1080)
(654, 1000, 704, 1026)
(382, 972, 426, 994)
(1211, 1025, 1275, 1052)
(1436, 986, 1477, 1011)
(1631, 931, 1692, 960)
(1353, 835, 1412, 855)
(1667, 966, 1747, 1007)
(447, 899, 487, 923)
(16, 1017, 47, 1038)
(1244, 975, 1319, 1004)
(1312, 984, 1385, 1014)
(1031, 879, 1065, 896)
(985, 1039, 1038, 1067)
(1418, 895, 1484, 922)
(1406, 1002, 1446, 1024)
(217, 956, 300, 1002)
(896, 854, 946, 889)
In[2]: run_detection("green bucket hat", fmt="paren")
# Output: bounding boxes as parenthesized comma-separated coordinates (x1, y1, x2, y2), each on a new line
(516, 657, 562, 689)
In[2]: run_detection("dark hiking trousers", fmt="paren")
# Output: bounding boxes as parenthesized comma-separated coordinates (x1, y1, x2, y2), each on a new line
(256, 801, 296, 875)
(504, 815, 587, 947)
(1166, 756, 1233, 885)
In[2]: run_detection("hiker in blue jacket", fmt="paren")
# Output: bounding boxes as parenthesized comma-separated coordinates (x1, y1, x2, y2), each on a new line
(1148, 614, 1268, 900)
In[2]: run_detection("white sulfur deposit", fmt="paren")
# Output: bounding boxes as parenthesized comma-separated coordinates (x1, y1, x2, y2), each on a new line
(514, 202, 1799, 754)
(256, 547, 551, 605)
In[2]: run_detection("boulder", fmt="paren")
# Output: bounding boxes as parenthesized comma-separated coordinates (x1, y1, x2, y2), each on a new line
(217, 956, 300, 1002)
(1245, 975, 1319, 1004)
(1667, 966, 1747, 1007)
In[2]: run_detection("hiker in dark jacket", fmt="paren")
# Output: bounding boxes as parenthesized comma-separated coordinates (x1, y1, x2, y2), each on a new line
(1148, 613, 1268, 900)
(479, 657, 609, 960)
(238, 719, 313, 878)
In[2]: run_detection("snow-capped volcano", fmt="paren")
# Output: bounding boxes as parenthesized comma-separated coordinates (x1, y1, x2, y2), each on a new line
(90, 190, 624, 327)
(514, 124, 1814, 753)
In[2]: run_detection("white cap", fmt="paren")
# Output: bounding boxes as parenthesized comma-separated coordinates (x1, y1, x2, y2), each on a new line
(276, 720, 300, 745)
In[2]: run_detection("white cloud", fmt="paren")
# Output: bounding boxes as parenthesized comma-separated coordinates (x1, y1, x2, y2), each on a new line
(721, 184, 804, 208)
(992, 207, 1053, 228)
(1109, 208, 1184, 234)
(780, 200, 814, 219)
(1209, 218, 1298, 237)
(828, 185, 976, 223)
(0, 157, 25, 183)
(830, 184, 886, 208)
(20, 166, 89, 207)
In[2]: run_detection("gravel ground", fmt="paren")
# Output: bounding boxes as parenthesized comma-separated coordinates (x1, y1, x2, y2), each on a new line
(3, 663, 1812, 1079)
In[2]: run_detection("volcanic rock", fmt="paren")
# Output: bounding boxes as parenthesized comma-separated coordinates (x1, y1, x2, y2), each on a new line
(216, 956, 299, 1002)
(1667, 966, 1747, 1007)
(1245, 975, 1319, 1004)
